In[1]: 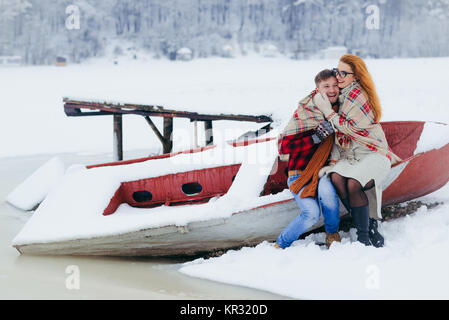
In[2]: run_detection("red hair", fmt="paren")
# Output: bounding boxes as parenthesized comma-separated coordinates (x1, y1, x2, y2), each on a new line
(340, 54, 382, 123)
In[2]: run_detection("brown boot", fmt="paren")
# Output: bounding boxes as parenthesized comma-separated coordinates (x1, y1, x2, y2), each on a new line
(326, 232, 341, 248)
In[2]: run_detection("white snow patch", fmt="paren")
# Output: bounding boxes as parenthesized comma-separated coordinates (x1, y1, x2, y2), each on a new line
(414, 122, 449, 155)
(6, 157, 65, 211)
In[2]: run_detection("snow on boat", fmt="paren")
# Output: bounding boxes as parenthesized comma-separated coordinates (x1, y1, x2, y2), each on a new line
(12, 121, 449, 256)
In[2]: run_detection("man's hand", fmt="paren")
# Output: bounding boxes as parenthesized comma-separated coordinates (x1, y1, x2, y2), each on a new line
(311, 121, 334, 144)
(313, 92, 333, 117)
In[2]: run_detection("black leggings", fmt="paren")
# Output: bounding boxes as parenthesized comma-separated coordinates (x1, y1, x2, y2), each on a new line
(330, 172, 375, 208)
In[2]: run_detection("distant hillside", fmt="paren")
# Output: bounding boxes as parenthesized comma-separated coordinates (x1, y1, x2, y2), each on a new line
(1, 0, 448, 64)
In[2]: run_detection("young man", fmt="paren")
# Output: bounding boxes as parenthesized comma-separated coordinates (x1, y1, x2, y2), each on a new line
(275, 69, 341, 249)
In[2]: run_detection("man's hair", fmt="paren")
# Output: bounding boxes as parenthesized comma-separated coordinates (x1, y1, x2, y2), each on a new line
(314, 69, 335, 87)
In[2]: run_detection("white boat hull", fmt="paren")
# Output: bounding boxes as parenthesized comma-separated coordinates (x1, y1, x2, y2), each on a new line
(15, 199, 348, 256)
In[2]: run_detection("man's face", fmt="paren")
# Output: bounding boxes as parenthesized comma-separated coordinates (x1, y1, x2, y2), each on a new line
(317, 76, 339, 104)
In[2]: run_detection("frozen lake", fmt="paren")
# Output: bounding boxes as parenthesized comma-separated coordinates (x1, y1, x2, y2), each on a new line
(1, 56, 448, 299)
(0, 151, 287, 299)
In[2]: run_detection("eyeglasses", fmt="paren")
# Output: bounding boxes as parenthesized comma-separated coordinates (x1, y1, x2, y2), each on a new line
(332, 68, 354, 78)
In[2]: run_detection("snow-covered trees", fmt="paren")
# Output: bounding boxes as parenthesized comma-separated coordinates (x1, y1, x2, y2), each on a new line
(1, 0, 448, 65)
(0, 0, 32, 56)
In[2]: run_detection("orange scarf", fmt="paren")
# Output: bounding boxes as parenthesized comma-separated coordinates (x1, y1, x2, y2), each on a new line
(289, 133, 334, 198)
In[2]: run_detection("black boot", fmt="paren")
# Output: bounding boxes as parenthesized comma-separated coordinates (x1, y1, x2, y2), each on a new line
(351, 205, 372, 246)
(369, 218, 384, 248)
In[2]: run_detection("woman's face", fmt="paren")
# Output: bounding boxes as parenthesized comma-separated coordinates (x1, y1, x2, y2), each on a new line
(335, 61, 355, 89)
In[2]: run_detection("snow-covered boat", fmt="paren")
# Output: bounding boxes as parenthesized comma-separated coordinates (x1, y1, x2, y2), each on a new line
(12, 121, 449, 256)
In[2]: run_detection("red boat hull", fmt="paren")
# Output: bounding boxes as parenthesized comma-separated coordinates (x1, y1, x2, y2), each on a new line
(383, 143, 449, 205)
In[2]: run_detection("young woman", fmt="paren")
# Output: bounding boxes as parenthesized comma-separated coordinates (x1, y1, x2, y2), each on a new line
(314, 54, 401, 247)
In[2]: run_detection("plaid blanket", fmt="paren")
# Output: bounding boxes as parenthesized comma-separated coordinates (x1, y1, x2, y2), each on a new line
(279, 130, 318, 171)
(325, 81, 401, 165)
(282, 89, 325, 136)
(278, 89, 335, 197)
(278, 89, 325, 162)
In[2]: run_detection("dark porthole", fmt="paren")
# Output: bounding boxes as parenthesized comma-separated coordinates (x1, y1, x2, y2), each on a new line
(181, 182, 202, 195)
(132, 190, 153, 202)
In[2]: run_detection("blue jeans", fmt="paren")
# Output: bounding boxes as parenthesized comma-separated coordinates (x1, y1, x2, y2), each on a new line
(276, 173, 340, 248)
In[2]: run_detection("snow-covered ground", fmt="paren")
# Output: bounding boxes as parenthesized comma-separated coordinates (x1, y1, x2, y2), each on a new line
(3, 56, 449, 299)
(1, 56, 449, 158)
(179, 184, 449, 299)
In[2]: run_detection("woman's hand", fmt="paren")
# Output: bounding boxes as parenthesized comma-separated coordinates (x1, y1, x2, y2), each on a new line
(313, 92, 333, 117)
(318, 165, 335, 178)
